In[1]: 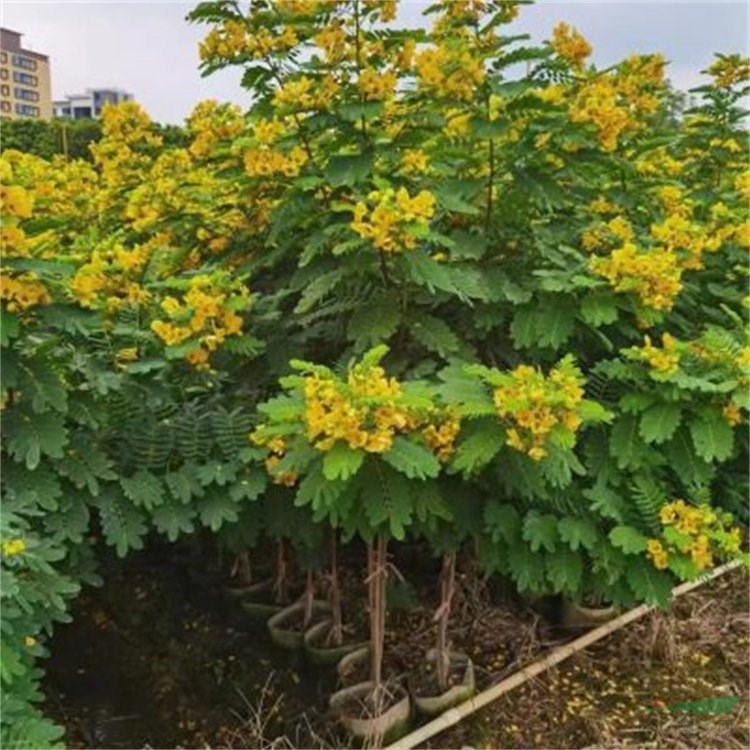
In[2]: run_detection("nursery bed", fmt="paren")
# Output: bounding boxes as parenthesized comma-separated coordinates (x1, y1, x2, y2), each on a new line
(43, 541, 748, 749)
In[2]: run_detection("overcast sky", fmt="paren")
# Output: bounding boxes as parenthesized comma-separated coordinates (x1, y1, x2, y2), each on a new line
(2, 1, 748, 124)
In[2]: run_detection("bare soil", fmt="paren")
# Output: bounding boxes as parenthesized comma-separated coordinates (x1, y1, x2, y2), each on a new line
(43, 539, 748, 750)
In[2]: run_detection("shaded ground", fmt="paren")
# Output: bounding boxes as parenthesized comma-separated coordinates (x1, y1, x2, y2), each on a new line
(43, 540, 748, 750)
(43, 540, 340, 749)
(426, 568, 749, 750)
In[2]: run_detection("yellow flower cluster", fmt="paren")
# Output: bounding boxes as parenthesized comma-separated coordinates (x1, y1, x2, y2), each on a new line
(351, 188, 436, 253)
(400, 149, 429, 174)
(589, 242, 683, 311)
(648, 500, 743, 572)
(199, 20, 298, 62)
(0, 272, 52, 312)
(150, 276, 247, 367)
(252, 118, 286, 146)
(187, 101, 245, 160)
(708, 54, 750, 88)
(91, 102, 162, 190)
(304, 364, 411, 453)
(570, 56, 664, 151)
(244, 146, 308, 178)
(359, 68, 398, 100)
(493, 361, 585, 461)
(444, 109, 472, 139)
(69, 239, 160, 309)
(255, 436, 298, 487)
(650, 213, 709, 271)
(637, 333, 681, 375)
(415, 44, 485, 101)
(571, 78, 632, 152)
(1, 538, 26, 557)
(634, 147, 684, 177)
(363, 0, 397, 22)
(551, 22, 591, 69)
(314, 19, 348, 63)
(646, 539, 668, 569)
(422, 410, 460, 462)
(275, 0, 338, 15)
(722, 402, 742, 427)
(1, 184, 34, 219)
(272, 75, 339, 111)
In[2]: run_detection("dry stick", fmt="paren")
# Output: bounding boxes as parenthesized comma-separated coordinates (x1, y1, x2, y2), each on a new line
(303, 569, 314, 629)
(367, 540, 379, 689)
(329, 529, 344, 646)
(435, 551, 457, 692)
(235, 549, 252, 587)
(370, 535, 388, 693)
(386, 560, 742, 750)
(273, 538, 288, 604)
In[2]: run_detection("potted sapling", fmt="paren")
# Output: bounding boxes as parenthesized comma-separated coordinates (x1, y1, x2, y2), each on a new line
(410, 481, 479, 716)
(253, 346, 454, 743)
(268, 530, 331, 649)
(304, 528, 370, 664)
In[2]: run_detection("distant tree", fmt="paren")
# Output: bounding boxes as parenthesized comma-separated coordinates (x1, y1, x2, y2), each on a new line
(1, 118, 189, 159)
(156, 123, 190, 148)
(1, 118, 102, 160)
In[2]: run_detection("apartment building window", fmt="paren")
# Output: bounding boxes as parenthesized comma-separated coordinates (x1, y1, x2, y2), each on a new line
(13, 71, 37, 85)
(0, 69, 7, 80)
(0, 84, 9, 96)
(15, 103, 40, 117)
(12, 55, 37, 71)
(1, 101, 10, 113)
(15, 87, 39, 102)
(1, 52, 7, 63)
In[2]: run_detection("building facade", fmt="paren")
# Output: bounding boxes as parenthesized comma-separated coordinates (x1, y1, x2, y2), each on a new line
(0, 28, 52, 119)
(54, 88, 133, 119)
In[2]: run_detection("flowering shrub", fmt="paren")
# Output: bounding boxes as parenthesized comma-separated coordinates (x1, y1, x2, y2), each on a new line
(2, 0, 749, 745)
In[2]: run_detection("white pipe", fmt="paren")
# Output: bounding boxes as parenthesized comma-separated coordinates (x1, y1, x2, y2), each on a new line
(386, 560, 742, 750)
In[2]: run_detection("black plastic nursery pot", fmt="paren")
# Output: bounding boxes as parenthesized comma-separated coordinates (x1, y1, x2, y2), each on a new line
(267, 599, 331, 649)
(411, 650, 476, 717)
(303, 618, 371, 665)
(329, 681, 411, 745)
(562, 598, 616, 629)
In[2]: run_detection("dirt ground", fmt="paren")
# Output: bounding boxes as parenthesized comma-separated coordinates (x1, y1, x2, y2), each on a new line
(424, 567, 749, 750)
(43, 540, 748, 750)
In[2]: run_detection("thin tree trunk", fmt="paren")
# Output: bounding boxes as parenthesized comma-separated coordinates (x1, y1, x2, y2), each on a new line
(303, 569, 314, 628)
(233, 549, 252, 587)
(436, 551, 456, 693)
(369, 534, 388, 694)
(329, 529, 343, 646)
(273, 538, 288, 604)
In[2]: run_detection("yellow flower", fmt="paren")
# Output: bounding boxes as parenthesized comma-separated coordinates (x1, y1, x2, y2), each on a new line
(116, 347, 139, 364)
(351, 188, 436, 254)
(401, 149, 429, 174)
(722, 402, 742, 426)
(0, 272, 52, 312)
(638, 334, 681, 375)
(24, 636, 37, 648)
(589, 243, 683, 311)
(358, 68, 398, 101)
(646, 539, 669, 569)
(551, 23, 591, 69)
(415, 43, 485, 101)
(186, 348, 210, 370)
(493, 359, 586, 460)
(2, 538, 26, 557)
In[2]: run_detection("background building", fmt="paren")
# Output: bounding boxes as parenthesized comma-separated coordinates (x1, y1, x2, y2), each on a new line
(54, 88, 133, 119)
(0, 28, 52, 119)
